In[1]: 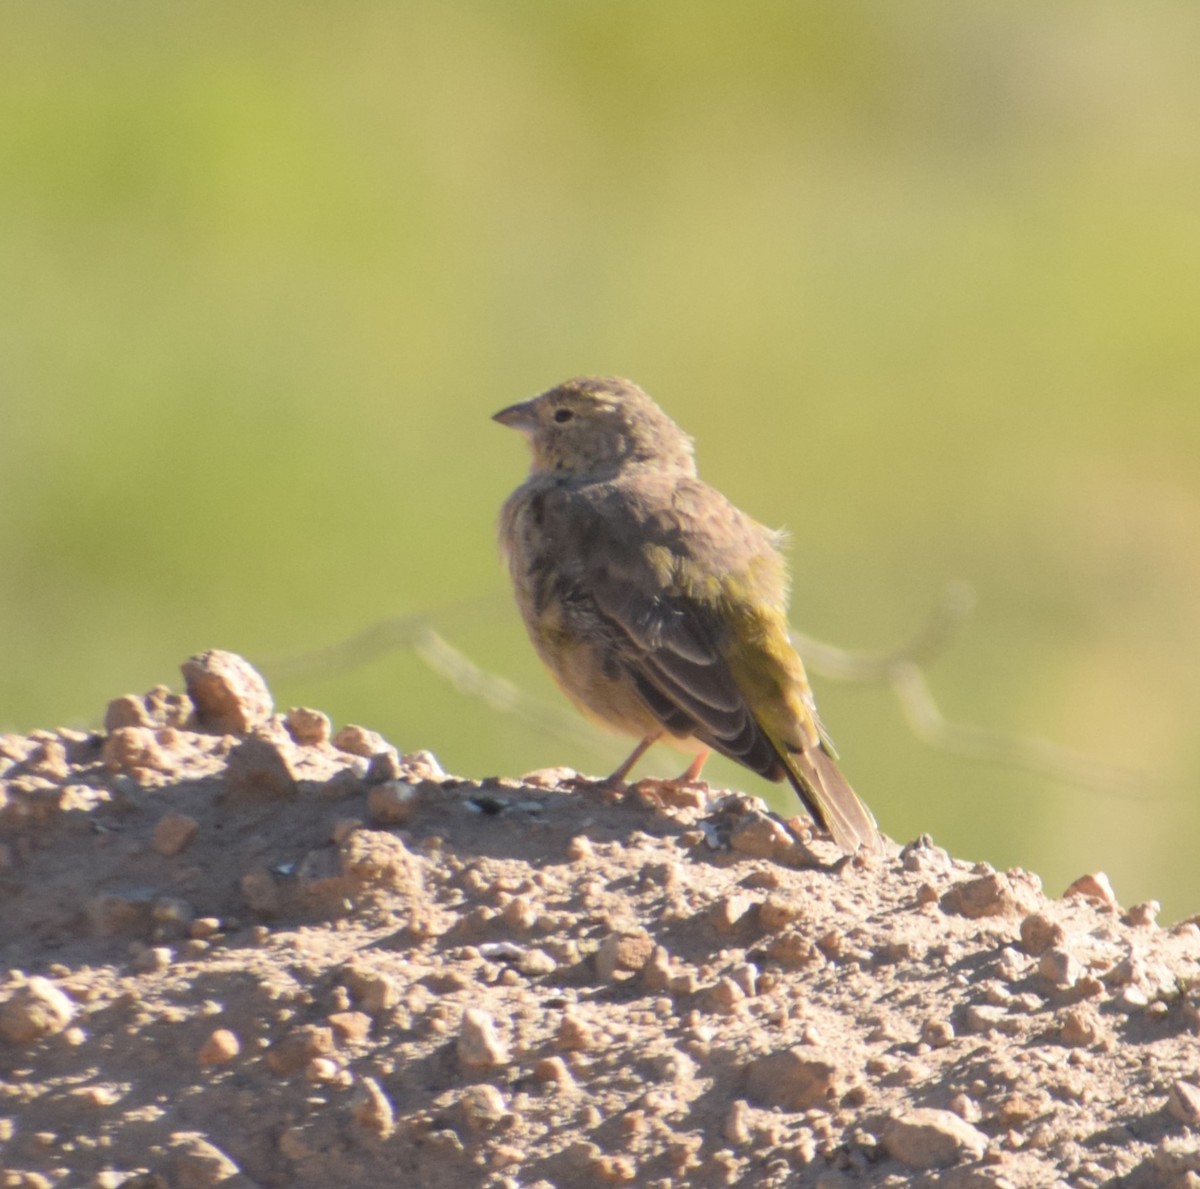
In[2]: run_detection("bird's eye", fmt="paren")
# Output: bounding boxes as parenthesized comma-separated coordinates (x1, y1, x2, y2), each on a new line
(553, 408, 574, 423)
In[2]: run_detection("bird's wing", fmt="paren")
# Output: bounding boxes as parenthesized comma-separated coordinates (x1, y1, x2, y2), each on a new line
(543, 478, 783, 776)
(596, 573, 784, 776)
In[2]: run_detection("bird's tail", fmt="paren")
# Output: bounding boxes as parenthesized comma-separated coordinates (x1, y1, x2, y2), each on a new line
(777, 741, 881, 853)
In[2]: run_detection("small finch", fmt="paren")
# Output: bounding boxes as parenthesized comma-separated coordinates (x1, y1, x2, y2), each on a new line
(494, 376, 880, 853)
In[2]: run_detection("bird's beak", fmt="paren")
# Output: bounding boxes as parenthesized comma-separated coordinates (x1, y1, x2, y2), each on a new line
(492, 400, 538, 435)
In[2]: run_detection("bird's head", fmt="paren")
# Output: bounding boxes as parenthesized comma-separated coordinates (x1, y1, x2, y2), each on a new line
(493, 376, 695, 478)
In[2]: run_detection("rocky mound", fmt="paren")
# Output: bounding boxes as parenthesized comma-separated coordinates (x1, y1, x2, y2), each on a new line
(2, 652, 1200, 1188)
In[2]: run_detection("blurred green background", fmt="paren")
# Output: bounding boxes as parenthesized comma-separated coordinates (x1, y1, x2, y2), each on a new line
(2, 3, 1198, 917)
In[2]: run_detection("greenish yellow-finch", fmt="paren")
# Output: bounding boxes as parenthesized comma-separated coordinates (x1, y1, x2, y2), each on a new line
(494, 376, 880, 853)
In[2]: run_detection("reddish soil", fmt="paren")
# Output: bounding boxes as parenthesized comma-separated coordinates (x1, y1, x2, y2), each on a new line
(2, 652, 1200, 1188)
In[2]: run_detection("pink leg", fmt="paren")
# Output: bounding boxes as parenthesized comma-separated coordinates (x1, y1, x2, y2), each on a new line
(606, 733, 661, 785)
(676, 748, 710, 783)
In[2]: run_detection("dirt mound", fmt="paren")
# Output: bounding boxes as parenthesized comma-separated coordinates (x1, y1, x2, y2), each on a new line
(2, 652, 1200, 1188)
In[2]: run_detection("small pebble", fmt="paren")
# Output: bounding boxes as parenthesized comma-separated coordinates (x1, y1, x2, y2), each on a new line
(458, 1008, 510, 1068)
(920, 1019, 954, 1049)
(133, 946, 172, 973)
(1038, 948, 1079, 987)
(351, 1075, 396, 1139)
(333, 724, 394, 758)
(459, 1083, 509, 1131)
(197, 1029, 241, 1066)
(724, 1099, 752, 1145)
(367, 781, 419, 824)
(1059, 1006, 1104, 1047)
(306, 1056, 341, 1082)
(0, 977, 76, 1043)
(745, 1047, 841, 1111)
(567, 835, 594, 861)
(595, 931, 654, 982)
(1063, 871, 1118, 911)
(1167, 1079, 1200, 1125)
(556, 1013, 597, 1052)
(181, 650, 273, 735)
(1019, 911, 1066, 957)
(1125, 900, 1160, 928)
(532, 1055, 577, 1093)
(283, 706, 331, 746)
(169, 1133, 243, 1185)
(883, 1108, 988, 1169)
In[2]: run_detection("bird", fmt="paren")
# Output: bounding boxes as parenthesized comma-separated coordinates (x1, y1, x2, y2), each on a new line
(493, 375, 880, 853)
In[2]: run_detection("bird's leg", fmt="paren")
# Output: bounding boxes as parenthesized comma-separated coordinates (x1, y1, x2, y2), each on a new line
(675, 748, 710, 783)
(605, 733, 662, 786)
